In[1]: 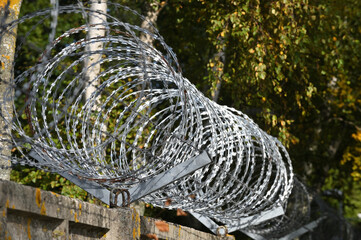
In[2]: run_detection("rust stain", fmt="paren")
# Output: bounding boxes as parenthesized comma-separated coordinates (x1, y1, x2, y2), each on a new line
(5, 199, 9, 208)
(74, 212, 79, 223)
(5, 231, 12, 240)
(79, 203, 82, 216)
(50, 192, 59, 197)
(35, 188, 41, 208)
(11, 204, 15, 209)
(155, 221, 169, 232)
(178, 225, 181, 238)
(132, 227, 136, 239)
(2, 209, 5, 217)
(131, 208, 141, 239)
(164, 198, 172, 207)
(1, 55, 10, 60)
(136, 211, 140, 237)
(27, 218, 32, 239)
(0, 0, 22, 15)
(176, 208, 187, 216)
(146, 234, 159, 240)
(40, 202, 46, 215)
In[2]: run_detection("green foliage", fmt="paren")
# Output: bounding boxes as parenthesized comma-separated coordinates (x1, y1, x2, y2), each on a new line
(11, 165, 88, 201)
(158, 0, 361, 222)
(9, 0, 361, 226)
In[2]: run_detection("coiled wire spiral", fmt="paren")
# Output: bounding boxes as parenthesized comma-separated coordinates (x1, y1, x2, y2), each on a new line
(244, 178, 312, 239)
(1, 1, 295, 233)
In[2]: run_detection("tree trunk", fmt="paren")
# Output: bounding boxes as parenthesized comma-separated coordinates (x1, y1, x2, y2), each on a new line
(210, 46, 225, 103)
(140, 1, 167, 45)
(0, 0, 22, 180)
(83, 0, 107, 106)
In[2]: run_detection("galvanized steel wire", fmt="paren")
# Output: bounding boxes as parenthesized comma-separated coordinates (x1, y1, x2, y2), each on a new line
(0, 1, 303, 234)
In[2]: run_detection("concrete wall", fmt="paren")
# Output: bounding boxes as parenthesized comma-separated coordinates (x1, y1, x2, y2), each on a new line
(0, 180, 234, 240)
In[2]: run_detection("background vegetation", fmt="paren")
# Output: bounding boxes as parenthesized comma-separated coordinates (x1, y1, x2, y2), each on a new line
(9, 0, 361, 237)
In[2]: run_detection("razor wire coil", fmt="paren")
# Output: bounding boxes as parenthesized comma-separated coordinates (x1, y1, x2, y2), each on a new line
(0, 1, 296, 233)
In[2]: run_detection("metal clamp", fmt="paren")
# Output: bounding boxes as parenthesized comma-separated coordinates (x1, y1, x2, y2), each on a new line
(110, 189, 131, 208)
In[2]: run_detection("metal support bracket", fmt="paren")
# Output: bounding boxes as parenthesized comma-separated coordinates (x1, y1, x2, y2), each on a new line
(190, 205, 284, 235)
(29, 150, 211, 207)
(240, 216, 326, 240)
(229, 205, 285, 232)
(240, 231, 266, 240)
(128, 151, 211, 202)
(189, 211, 220, 235)
(278, 217, 326, 240)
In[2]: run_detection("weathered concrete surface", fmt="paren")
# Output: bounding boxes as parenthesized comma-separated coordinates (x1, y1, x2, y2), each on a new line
(0, 180, 234, 240)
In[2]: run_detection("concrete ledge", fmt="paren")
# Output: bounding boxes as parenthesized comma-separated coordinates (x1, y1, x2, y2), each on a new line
(0, 180, 234, 240)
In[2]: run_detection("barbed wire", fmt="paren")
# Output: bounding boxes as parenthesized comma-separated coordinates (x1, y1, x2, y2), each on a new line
(0, 1, 349, 238)
(243, 178, 312, 239)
